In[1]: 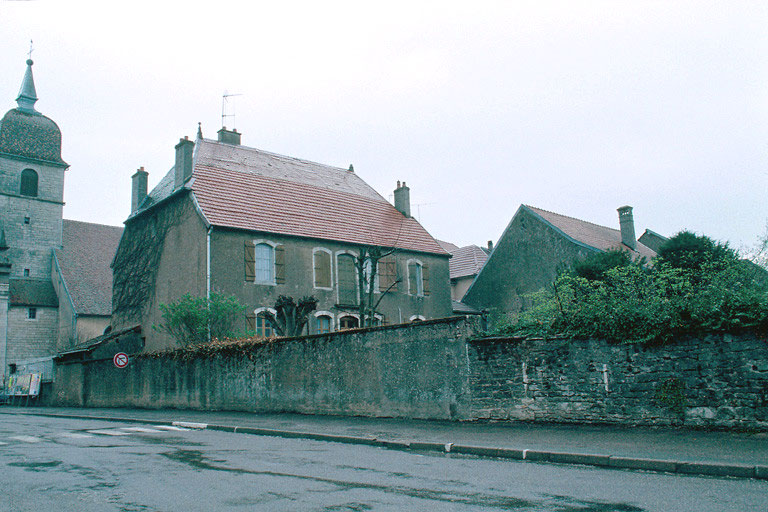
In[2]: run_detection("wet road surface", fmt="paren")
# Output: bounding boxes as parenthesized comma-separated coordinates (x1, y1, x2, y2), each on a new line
(1, 414, 766, 511)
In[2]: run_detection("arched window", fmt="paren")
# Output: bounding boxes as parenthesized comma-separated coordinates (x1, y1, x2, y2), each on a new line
(316, 314, 332, 334)
(247, 308, 276, 338)
(20, 169, 38, 197)
(339, 315, 359, 330)
(254, 243, 275, 283)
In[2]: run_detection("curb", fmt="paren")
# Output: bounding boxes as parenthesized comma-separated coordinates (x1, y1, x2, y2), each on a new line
(2, 409, 765, 481)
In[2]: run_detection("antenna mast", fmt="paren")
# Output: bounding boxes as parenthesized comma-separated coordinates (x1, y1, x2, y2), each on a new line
(221, 90, 242, 129)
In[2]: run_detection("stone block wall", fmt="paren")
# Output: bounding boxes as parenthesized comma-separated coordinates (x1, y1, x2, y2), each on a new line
(7, 305, 58, 362)
(468, 335, 768, 429)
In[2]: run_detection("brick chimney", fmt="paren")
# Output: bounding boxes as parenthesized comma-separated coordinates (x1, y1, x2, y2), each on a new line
(217, 126, 241, 145)
(174, 136, 195, 189)
(617, 206, 637, 250)
(131, 167, 148, 213)
(394, 181, 410, 218)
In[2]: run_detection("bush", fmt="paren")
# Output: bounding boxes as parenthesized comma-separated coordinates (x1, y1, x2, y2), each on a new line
(496, 234, 768, 344)
(155, 292, 246, 346)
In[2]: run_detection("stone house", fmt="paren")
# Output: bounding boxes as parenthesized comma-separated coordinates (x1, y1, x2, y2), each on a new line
(112, 126, 452, 351)
(0, 58, 122, 383)
(462, 204, 657, 320)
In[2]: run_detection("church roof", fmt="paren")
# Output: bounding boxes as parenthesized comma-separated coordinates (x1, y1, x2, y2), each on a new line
(137, 138, 448, 255)
(0, 59, 66, 166)
(55, 220, 123, 316)
(9, 279, 58, 307)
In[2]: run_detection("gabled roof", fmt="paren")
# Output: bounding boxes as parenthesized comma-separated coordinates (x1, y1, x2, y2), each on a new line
(524, 205, 656, 260)
(9, 279, 58, 307)
(445, 244, 489, 280)
(55, 220, 123, 316)
(451, 300, 482, 315)
(139, 138, 448, 255)
(437, 240, 460, 253)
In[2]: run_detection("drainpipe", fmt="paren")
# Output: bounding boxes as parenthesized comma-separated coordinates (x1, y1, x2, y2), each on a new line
(206, 226, 212, 343)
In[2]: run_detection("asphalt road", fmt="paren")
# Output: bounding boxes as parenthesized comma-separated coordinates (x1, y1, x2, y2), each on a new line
(1, 414, 766, 511)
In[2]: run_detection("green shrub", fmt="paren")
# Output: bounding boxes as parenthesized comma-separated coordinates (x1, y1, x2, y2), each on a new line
(495, 233, 768, 344)
(155, 292, 246, 346)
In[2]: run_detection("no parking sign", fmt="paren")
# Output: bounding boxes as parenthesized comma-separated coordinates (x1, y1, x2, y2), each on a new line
(113, 352, 129, 368)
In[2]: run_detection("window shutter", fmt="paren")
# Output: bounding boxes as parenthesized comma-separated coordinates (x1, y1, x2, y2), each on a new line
(244, 242, 255, 282)
(246, 312, 256, 332)
(422, 263, 430, 295)
(275, 245, 286, 284)
(314, 251, 331, 288)
(379, 256, 397, 292)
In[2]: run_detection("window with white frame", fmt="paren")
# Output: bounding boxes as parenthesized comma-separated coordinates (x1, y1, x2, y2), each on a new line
(247, 308, 276, 338)
(316, 314, 332, 334)
(254, 243, 275, 283)
(245, 240, 285, 285)
(339, 315, 359, 330)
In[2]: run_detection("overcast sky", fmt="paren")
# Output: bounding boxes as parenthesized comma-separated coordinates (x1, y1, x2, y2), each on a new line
(2, 1, 767, 251)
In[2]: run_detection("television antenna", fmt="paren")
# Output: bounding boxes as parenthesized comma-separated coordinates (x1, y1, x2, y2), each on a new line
(221, 90, 242, 129)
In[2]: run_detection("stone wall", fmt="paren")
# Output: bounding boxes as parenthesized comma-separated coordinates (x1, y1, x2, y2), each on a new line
(52, 316, 478, 420)
(49, 317, 768, 430)
(468, 335, 768, 429)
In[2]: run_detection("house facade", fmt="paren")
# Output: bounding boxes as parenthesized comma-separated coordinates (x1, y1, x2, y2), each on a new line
(463, 204, 657, 321)
(0, 58, 122, 383)
(112, 127, 452, 351)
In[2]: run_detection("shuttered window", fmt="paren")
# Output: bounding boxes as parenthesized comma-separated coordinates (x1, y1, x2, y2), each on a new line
(254, 243, 274, 283)
(379, 256, 397, 292)
(313, 249, 332, 288)
(316, 315, 332, 334)
(245, 241, 284, 285)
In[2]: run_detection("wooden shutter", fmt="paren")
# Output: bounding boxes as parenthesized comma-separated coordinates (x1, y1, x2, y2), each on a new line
(275, 245, 285, 284)
(337, 254, 358, 305)
(246, 312, 256, 332)
(314, 250, 331, 288)
(379, 256, 397, 292)
(422, 263, 430, 295)
(244, 242, 255, 282)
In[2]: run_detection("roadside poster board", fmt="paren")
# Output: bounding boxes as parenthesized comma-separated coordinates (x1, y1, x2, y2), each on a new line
(4, 373, 42, 397)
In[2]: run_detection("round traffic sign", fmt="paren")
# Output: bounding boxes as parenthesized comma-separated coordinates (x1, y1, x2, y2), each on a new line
(113, 352, 129, 368)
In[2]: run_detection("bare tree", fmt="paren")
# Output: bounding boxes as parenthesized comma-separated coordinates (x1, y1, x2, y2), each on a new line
(353, 245, 401, 327)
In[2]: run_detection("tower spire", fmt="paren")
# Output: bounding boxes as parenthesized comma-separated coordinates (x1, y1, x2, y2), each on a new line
(16, 53, 38, 113)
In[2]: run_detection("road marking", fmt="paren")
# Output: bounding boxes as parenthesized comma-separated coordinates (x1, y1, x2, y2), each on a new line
(172, 421, 207, 429)
(87, 429, 132, 436)
(10, 435, 43, 443)
(0, 441, 7, 445)
(121, 427, 163, 433)
(154, 425, 190, 431)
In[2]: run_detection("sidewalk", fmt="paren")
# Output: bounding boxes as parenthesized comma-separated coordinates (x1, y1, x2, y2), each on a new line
(1, 406, 766, 480)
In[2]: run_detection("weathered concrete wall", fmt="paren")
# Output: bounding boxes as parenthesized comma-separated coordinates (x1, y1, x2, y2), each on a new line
(52, 317, 477, 420)
(468, 335, 768, 429)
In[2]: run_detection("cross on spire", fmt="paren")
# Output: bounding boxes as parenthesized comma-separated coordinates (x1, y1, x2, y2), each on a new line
(28, 40, 34, 60)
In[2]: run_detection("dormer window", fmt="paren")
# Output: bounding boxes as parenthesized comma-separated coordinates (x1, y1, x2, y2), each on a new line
(20, 169, 38, 197)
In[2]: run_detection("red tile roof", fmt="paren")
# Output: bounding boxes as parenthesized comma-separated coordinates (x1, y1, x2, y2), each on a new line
(444, 244, 489, 279)
(56, 220, 123, 316)
(525, 205, 656, 260)
(189, 140, 447, 255)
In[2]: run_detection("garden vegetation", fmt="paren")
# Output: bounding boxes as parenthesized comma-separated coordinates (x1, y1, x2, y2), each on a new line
(495, 231, 768, 344)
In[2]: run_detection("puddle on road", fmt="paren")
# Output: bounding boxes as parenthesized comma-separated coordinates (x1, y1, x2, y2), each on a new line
(8, 460, 62, 471)
(160, 450, 645, 511)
